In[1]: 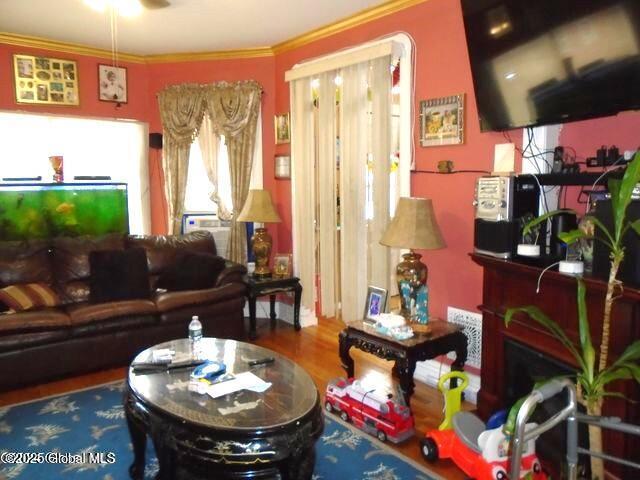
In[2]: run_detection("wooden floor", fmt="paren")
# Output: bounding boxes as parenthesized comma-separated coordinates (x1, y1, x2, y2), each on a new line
(0, 316, 469, 479)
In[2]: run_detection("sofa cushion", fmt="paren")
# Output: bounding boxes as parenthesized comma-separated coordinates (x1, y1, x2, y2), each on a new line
(0, 240, 53, 287)
(89, 248, 150, 303)
(0, 283, 60, 312)
(154, 283, 246, 313)
(156, 252, 226, 292)
(0, 330, 70, 354)
(127, 231, 217, 275)
(0, 308, 71, 334)
(53, 233, 125, 285)
(66, 299, 157, 326)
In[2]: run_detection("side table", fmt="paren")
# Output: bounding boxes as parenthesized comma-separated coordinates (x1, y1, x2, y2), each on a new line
(338, 320, 467, 406)
(245, 275, 302, 340)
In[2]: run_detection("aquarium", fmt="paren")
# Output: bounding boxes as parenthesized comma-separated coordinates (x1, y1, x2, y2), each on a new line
(0, 183, 129, 240)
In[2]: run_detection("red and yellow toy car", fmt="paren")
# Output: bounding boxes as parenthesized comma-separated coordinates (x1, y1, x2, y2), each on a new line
(421, 411, 547, 480)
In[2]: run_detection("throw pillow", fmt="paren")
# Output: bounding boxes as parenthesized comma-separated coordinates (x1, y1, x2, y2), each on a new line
(156, 252, 226, 292)
(0, 283, 60, 312)
(89, 248, 150, 303)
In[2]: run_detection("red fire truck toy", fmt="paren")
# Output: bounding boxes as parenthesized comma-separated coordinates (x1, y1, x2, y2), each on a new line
(324, 377, 414, 443)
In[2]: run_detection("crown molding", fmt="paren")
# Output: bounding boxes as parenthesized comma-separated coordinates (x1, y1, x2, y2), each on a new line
(272, 0, 428, 54)
(144, 47, 274, 64)
(0, 0, 428, 63)
(0, 32, 146, 63)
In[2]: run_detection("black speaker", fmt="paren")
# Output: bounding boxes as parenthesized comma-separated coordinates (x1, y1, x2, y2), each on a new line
(149, 133, 163, 149)
(593, 199, 640, 286)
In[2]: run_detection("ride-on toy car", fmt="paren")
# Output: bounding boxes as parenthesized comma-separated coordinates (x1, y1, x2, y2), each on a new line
(420, 371, 547, 480)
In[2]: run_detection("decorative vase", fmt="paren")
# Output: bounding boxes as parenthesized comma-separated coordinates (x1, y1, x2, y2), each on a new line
(252, 227, 272, 278)
(49, 156, 64, 183)
(397, 252, 429, 324)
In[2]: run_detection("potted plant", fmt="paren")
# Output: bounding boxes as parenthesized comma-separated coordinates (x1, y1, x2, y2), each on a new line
(505, 152, 640, 479)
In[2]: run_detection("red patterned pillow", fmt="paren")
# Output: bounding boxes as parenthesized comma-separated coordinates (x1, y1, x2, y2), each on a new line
(0, 283, 60, 312)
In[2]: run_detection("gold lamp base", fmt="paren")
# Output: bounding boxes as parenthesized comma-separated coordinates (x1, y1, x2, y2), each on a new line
(251, 227, 272, 278)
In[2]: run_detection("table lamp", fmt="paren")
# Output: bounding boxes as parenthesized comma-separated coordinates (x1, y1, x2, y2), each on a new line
(237, 189, 281, 277)
(380, 197, 445, 323)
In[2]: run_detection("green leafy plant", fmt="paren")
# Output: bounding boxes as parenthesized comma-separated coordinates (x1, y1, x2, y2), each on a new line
(505, 151, 640, 479)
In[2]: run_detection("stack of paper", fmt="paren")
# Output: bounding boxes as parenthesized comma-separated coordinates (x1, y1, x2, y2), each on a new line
(207, 371, 271, 399)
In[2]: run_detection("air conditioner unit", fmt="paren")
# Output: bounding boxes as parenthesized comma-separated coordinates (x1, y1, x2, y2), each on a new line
(182, 213, 231, 257)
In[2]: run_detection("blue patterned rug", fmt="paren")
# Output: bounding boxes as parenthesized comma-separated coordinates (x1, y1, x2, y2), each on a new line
(0, 382, 440, 480)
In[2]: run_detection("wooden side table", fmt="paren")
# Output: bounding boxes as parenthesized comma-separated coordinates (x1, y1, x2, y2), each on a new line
(338, 320, 467, 406)
(245, 275, 302, 340)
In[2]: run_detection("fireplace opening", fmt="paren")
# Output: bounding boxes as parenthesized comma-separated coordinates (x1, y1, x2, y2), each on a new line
(504, 339, 590, 478)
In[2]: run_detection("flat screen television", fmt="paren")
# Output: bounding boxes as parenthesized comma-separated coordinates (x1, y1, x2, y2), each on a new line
(462, 0, 640, 131)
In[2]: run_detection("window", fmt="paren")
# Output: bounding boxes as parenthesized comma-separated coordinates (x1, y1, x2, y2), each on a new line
(0, 112, 149, 234)
(184, 136, 233, 213)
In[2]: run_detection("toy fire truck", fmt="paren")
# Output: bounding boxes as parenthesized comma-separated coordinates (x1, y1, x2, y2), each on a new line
(324, 377, 414, 443)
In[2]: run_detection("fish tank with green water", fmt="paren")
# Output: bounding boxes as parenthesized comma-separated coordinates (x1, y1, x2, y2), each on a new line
(0, 183, 129, 240)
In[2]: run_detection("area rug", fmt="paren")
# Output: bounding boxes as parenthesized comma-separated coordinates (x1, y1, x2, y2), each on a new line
(0, 381, 442, 480)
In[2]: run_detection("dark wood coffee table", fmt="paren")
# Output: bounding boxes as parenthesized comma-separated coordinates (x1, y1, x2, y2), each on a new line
(124, 338, 322, 480)
(339, 320, 468, 405)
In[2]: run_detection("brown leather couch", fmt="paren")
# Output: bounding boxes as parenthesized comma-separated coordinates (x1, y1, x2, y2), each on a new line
(0, 231, 246, 391)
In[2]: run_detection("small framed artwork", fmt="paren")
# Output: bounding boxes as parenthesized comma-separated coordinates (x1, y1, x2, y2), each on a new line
(13, 54, 79, 106)
(275, 155, 291, 179)
(363, 286, 388, 322)
(419, 94, 464, 147)
(273, 253, 292, 278)
(275, 113, 290, 144)
(98, 64, 127, 103)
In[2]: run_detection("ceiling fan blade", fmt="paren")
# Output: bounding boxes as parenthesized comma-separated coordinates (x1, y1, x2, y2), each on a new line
(140, 0, 171, 9)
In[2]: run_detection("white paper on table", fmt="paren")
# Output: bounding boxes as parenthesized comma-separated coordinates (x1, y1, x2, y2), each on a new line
(207, 371, 272, 399)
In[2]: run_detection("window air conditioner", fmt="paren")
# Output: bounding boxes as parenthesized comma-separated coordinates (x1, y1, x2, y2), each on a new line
(182, 213, 231, 257)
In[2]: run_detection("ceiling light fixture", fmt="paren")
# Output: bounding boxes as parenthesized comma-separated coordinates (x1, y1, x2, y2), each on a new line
(84, 0, 142, 18)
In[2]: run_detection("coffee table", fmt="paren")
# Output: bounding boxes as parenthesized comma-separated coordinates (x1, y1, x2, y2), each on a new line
(339, 320, 468, 406)
(124, 338, 323, 480)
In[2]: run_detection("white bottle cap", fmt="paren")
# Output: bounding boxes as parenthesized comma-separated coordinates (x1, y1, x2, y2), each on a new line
(559, 260, 584, 276)
(517, 244, 541, 257)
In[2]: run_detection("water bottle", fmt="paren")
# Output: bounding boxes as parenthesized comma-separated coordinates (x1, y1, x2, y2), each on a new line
(188, 315, 203, 358)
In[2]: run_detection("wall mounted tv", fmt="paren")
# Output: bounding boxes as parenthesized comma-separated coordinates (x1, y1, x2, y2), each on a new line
(462, 0, 640, 132)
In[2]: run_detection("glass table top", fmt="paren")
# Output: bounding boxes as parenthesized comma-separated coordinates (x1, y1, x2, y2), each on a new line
(128, 338, 318, 430)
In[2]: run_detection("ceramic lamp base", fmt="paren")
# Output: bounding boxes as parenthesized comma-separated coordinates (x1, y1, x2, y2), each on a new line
(396, 251, 429, 324)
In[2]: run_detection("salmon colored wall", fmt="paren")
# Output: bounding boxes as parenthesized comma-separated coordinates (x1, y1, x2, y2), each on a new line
(145, 56, 276, 236)
(273, 0, 508, 319)
(0, 44, 149, 121)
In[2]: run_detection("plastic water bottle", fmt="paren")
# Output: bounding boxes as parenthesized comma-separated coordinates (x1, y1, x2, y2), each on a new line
(188, 315, 203, 358)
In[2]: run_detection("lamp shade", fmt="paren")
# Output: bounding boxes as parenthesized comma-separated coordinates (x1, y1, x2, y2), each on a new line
(380, 197, 445, 250)
(236, 189, 282, 223)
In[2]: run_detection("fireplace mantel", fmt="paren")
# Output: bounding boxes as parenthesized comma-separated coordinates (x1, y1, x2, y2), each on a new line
(472, 253, 639, 477)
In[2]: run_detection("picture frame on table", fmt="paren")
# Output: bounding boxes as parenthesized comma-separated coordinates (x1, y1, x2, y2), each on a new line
(363, 286, 388, 322)
(274, 113, 290, 144)
(98, 64, 127, 103)
(273, 253, 292, 278)
(13, 54, 79, 106)
(419, 94, 464, 147)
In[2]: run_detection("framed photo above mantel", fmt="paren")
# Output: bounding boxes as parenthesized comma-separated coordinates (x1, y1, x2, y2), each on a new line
(13, 54, 79, 106)
(419, 94, 464, 147)
(98, 64, 127, 103)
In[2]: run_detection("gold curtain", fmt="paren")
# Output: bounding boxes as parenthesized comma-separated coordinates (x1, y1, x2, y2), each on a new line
(204, 80, 262, 264)
(157, 84, 206, 234)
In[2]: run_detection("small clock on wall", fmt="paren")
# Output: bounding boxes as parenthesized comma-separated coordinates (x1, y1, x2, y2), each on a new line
(275, 155, 291, 179)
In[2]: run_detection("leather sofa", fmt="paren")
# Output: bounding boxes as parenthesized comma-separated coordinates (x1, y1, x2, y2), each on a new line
(0, 231, 246, 391)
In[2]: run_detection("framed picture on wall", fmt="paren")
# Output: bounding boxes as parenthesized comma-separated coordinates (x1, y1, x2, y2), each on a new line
(275, 113, 290, 144)
(419, 94, 464, 147)
(274, 155, 291, 179)
(13, 54, 79, 106)
(98, 64, 128, 103)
